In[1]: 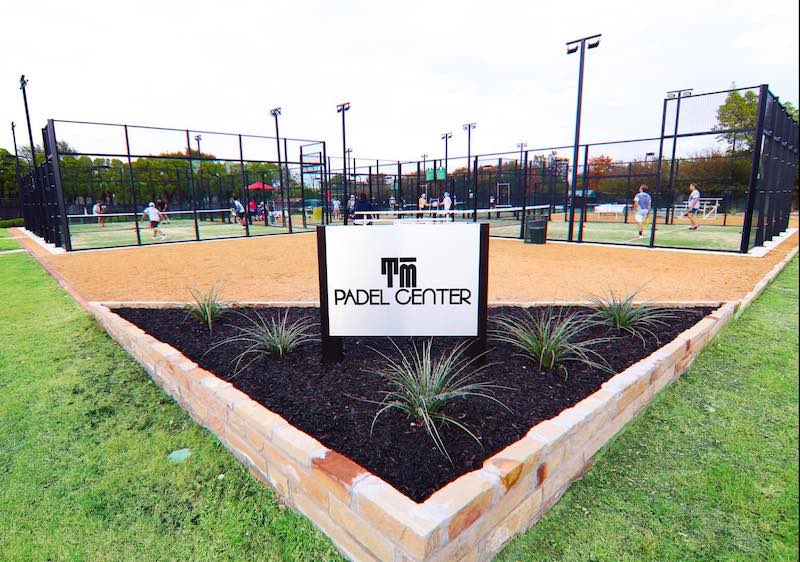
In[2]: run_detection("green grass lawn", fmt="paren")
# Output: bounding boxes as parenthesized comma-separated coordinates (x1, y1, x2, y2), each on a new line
(0, 228, 21, 251)
(498, 257, 799, 561)
(0, 252, 796, 560)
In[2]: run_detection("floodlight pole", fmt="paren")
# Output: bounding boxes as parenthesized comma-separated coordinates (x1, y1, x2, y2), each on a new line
(337, 102, 351, 224)
(19, 76, 37, 186)
(11, 122, 22, 190)
(565, 34, 601, 242)
(271, 107, 286, 227)
(194, 134, 202, 205)
(442, 132, 452, 178)
(517, 142, 527, 204)
(421, 154, 427, 189)
(463, 123, 476, 217)
(666, 89, 692, 193)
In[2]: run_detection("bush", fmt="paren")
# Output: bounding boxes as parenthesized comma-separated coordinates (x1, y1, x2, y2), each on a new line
(492, 307, 610, 377)
(367, 339, 509, 463)
(589, 290, 675, 343)
(182, 285, 227, 333)
(0, 218, 24, 228)
(210, 310, 317, 372)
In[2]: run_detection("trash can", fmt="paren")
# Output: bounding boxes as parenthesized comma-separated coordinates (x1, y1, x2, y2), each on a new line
(312, 207, 323, 223)
(524, 219, 547, 244)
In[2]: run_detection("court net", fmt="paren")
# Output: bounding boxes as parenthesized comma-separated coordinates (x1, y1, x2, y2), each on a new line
(351, 205, 551, 225)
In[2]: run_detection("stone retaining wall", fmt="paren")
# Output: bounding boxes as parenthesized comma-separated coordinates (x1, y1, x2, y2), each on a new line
(88, 299, 738, 562)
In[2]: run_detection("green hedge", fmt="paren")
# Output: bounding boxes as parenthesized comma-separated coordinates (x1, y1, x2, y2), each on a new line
(0, 218, 24, 228)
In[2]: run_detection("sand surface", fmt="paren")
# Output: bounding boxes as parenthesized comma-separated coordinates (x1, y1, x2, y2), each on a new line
(14, 228, 797, 304)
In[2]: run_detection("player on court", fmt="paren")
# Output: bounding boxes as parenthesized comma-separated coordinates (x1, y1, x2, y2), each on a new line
(233, 197, 247, 229)
(632, 184, 652, 239)
(441, 191, 453, 221)
(685, 183, 701, 230)
(142, 202, 167, 240)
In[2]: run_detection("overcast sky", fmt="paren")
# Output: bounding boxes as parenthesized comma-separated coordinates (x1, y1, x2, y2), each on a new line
(2, 0, 798, 167)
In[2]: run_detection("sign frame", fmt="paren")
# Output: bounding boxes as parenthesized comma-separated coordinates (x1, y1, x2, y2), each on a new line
(316, 223, 489, 363)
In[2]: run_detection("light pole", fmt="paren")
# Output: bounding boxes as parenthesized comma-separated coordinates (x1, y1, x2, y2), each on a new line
(463, 123, 476, 174)
(270, 107, 287, 227)
(565, 33, 601, 241)
(337, 102, 351, 224)
(346, 148, 354, 200)
(441, 131, 452, 177)
(517, 142, 527, 206)
(19, 76, 37, 184)
(194, 134, 202, 206)
(11, 122, 22, 191)
(665, 88, 692, 191)
(463, 123, 476, 213)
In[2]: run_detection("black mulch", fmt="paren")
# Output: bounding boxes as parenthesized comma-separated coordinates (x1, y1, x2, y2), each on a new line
(115, 305, 711, 502)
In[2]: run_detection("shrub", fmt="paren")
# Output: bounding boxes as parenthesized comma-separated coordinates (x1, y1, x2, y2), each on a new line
(182, 284, 227, 333)
(211, 310, 317, 372)
(492, 307, 610, 376)
(589, 290, 676, 343)
(0, 218, 24, 228)
(367, 339, 509, 463)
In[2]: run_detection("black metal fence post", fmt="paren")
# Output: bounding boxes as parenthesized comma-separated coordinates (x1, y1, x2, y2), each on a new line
(472, 156, 479, 222)
(650, 97, 670, 247)
(284, 137, 293, 234)
(300, 151, 307, 229)
(519, 150, 529, 238)
(740, 84, 769, 253)
(238, 134, 251, 237)
(321, 141, 329, 225)
(185, 130, 201, 241)
(578, 144, 589, 242)
(123, 125, 142, 246)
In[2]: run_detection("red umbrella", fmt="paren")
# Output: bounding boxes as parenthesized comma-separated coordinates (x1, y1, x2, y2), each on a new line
(247, 181, 274, 191)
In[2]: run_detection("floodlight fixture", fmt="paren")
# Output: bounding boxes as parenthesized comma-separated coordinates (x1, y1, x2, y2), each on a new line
(441, 132, 452, 140)
(270, 107, 281, 117)
(564, 33, 601, 242)
(337, 102, 351, 113)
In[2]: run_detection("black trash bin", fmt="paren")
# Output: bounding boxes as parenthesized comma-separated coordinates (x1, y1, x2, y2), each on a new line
(524, 219, 548, 244)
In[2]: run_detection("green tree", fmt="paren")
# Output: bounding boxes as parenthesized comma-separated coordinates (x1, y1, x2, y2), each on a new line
(0, 149, 21, 198)
(714, 87, 759, 152)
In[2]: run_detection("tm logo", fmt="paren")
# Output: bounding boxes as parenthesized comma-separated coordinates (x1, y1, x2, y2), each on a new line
(381, 257, 417, 288)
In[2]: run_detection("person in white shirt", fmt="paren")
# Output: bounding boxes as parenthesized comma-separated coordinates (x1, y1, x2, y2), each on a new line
(685, 183, 701, 230)
(142, 202, 166, 239)
(441, 191, 453, 221)
(92, 201, 105, 228)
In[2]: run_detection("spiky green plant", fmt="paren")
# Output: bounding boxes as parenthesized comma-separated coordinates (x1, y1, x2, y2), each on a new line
(182, 284, 227, 333)
(367, 339, 509, 463)
(209, 310, 317, 373)
(589, 290, 676, 343)
(491, 307, 611, 376)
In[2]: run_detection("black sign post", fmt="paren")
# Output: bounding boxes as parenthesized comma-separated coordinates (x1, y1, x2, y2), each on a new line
(316, 223, 489, 364)
(468, 222, 489, 361)
(317, 226, 343, 363)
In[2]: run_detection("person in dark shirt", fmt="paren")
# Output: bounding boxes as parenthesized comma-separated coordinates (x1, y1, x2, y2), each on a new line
(353, 192, 373, 224)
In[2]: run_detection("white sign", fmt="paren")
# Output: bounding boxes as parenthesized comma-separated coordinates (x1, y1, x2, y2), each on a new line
(321, 224, 483, 336)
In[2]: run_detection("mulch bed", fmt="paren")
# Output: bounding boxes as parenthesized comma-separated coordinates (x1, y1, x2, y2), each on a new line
(116, 305, 711, 502)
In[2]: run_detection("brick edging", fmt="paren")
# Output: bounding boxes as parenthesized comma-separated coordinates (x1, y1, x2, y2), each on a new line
(23, 231, 798, 561)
